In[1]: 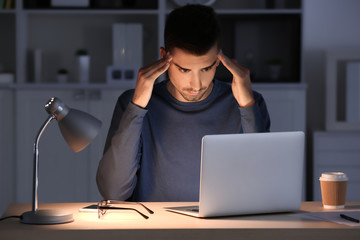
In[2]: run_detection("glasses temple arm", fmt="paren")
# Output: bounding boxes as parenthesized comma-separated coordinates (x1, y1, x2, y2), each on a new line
(105, 200, 154, 214)
(99, 206, 149, 220)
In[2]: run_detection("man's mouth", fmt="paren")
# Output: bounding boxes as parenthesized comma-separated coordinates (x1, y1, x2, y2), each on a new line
(188, 91, 201, 96)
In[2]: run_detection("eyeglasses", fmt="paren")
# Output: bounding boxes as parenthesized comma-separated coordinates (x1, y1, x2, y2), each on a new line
(97, 200, 154, 220)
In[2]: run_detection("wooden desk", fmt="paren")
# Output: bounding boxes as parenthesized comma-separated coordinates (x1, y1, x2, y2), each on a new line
(1, 202, 359, 240)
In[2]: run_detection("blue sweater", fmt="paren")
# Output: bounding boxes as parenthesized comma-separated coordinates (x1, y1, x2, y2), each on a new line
(97, 79, 270, 201)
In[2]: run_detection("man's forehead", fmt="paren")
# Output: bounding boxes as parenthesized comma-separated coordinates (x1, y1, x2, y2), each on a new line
(173, 59, 218, 70)
(170, 46, 218, 58)
(170, 49, 218, 68)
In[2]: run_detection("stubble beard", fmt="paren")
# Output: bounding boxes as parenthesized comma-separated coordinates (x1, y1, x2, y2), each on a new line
(167, 80, 214, 102)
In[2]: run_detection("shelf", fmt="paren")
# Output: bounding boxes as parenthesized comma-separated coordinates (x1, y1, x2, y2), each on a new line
(24, 12, 158, 85)
(11, 83, 129, 90)
(3, 0, 303, 85)
(253, 82, 307, 90)
(167, 0, 301, 12)
(216, 9, 302, 15)
(1, 82, 307, 90)
(164, 9, 302, 15)
(23, 9, 159, 15)
(0, 9, 16, 14)
(22, 0, 158, 11)
(22, 9, 301, 17)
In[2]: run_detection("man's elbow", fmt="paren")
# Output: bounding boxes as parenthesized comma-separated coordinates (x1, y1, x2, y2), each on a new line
(96, 171, 136, 201)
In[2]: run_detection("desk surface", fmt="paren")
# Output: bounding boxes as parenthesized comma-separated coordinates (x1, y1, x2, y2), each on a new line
(1, 202, 360, 240)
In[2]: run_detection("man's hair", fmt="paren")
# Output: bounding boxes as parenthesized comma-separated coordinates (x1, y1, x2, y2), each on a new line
(164, 4, 221, 56)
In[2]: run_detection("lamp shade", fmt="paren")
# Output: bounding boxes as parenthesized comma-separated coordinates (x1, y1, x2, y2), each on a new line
(45, 97, 102, 152)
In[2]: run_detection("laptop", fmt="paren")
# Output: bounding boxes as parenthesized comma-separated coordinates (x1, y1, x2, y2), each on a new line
(165, 131, 305, 218)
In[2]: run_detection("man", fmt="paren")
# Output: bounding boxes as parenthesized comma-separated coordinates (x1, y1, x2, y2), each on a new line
(97, 4, 270, 202)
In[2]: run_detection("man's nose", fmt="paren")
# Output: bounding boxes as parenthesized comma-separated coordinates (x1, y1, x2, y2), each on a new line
(190, 72, 202, 90)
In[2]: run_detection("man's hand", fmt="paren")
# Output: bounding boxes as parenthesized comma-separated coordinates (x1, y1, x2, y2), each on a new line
(218, 50, 255, 107)
(132, 53, 172, 108)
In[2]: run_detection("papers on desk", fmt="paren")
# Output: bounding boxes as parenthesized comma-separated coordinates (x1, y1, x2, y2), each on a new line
(293, 211, 360, 227)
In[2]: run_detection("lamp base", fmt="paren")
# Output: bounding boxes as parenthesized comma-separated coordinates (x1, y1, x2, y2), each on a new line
(21, 209, 74, 225)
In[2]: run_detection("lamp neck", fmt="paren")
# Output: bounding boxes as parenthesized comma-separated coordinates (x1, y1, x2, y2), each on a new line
(32, 114, 55, 212)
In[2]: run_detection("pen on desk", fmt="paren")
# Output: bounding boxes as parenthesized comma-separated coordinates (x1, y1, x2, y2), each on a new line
(340, 214, 360, 223)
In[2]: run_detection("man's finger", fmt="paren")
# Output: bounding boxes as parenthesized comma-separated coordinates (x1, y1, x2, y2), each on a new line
(142, 57, 172, 79)
(218, 50, 238, 76)
(219, 51, 250, 79)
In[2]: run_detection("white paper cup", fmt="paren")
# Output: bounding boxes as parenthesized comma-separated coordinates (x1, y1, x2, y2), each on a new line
(319, 172, 348, 209)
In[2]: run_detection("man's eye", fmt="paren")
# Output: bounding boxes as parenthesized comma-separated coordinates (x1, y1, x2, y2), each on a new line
(201, 66, 212, 72)
(179, 68, 189, 73)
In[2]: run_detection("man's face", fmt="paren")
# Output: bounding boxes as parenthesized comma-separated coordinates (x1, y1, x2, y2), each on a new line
(161, 45, 219, 102)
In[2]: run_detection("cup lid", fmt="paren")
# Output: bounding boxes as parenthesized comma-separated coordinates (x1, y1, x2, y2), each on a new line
(319, 172, 348, 181)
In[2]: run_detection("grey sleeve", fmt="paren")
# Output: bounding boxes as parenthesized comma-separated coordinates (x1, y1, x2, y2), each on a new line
(239, 92, 271, 133)
(96, 101, 147, 200)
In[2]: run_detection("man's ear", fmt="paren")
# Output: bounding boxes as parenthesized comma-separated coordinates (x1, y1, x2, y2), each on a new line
(160, 47, 167, 58)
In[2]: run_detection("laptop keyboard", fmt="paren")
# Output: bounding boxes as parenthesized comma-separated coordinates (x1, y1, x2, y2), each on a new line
(186, 207, 199, 212)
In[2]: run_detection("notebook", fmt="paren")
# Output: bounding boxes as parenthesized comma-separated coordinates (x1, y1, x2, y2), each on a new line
(165, 131, 305, 218)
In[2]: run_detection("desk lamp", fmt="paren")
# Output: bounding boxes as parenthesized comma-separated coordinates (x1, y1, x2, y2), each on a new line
(21, 97, 102, 224)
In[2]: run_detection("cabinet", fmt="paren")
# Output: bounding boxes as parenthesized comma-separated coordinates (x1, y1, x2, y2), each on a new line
(313, 132, 360, 201)
(0, 13, 15, 75)
(15, 88, 124, 204)
(254, 83, 307, 132)
(255, 83, 307, 200)
(0, 89, 14, 217)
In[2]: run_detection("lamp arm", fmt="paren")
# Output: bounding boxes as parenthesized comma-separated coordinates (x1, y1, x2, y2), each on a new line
(32, 114, 55, 212)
